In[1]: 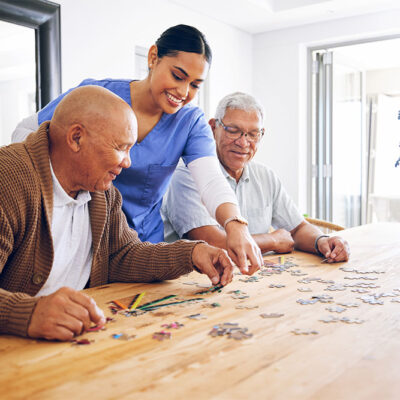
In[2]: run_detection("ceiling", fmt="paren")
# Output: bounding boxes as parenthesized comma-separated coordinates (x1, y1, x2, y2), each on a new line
(1, 1, 400, 74)
(170, 0, 400, 34)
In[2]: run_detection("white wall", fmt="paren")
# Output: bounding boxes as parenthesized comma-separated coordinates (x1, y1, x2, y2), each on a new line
(55, 0, 253, 119)
(253, 9, 400, 213)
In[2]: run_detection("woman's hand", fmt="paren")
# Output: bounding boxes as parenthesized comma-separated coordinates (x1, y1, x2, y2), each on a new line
(225, 222, 262, 275)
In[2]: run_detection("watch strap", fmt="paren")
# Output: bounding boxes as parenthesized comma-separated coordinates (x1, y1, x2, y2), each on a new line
(314, 234, 329, 257)
(223, 216, 248, 230)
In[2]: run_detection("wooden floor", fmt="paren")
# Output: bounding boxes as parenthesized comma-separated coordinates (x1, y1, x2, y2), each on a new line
(1, 223, 400, 400)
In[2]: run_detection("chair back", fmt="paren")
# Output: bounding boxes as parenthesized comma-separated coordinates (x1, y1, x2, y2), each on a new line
(305, 217, 345, 234)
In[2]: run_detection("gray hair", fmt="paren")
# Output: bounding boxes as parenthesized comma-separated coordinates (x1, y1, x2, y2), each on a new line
(214, 92, 265, 124)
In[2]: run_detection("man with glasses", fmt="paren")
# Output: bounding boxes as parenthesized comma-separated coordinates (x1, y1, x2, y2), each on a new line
(161, 92, 349, 262)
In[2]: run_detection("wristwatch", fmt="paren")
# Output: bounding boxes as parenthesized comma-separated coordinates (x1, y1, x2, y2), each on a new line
(223, 215, 249, 230)
(314, 234, 329, 257)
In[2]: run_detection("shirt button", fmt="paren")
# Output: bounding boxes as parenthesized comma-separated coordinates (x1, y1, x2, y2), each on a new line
(32, 273, 44, 285)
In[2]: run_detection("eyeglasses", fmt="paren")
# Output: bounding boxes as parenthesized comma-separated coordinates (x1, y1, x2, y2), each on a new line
(216, 119, 264, 143)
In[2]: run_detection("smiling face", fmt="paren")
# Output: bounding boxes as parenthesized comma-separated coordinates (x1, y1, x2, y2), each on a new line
(84, 133, 134, 192)
(148, 47, 209, 114)
(49, 85, 138, 198)
(212, 108, 263, 181)
(80, 111, 137, 192)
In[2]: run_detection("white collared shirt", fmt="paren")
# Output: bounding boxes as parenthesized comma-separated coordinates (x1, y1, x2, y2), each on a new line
(162, 160, 304, 242)
(36, 161, 93, 296)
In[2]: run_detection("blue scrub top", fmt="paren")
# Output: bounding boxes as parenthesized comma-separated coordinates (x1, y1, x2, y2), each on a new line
(38, 78, 216, 243)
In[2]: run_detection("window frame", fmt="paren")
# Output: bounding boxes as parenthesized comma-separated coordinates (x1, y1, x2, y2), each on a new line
(0, 0, 61, 109)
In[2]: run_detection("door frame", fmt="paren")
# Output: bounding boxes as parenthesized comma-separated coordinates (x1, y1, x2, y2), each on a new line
(0, 0, 61, 109)
(306, 34, 400, 222)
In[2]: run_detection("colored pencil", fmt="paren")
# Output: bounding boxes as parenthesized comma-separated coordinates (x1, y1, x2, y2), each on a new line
(195, 284, 223, 295)
(140, 298, 204, 311)
(112, 299, 127, 310)
(128, 293, 140, 310)
(137, 294, 177, 310)
(129, 292, 146, 311)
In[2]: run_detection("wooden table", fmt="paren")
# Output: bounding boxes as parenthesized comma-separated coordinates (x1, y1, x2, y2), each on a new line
(1, 223, 400, 400)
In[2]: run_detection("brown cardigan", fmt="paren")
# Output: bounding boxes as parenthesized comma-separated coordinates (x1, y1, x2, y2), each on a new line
(0, 122, 198, 337)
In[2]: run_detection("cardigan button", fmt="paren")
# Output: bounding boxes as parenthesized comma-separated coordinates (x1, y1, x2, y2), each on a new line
(32, 273, 44, 285)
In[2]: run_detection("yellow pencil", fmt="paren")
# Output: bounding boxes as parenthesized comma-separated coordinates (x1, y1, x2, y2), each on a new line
(279, 255, 285, 264)
(129, 292, 146, 311)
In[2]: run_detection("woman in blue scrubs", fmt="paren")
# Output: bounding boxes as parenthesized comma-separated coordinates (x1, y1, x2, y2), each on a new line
(13, 25, 262, 273)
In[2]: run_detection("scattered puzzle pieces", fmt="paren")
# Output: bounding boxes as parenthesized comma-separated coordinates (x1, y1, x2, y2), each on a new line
(239, 276, 260, 283)
(235, 305, 259, 309)
(111, 333, 136, 341)
(340, 317, 364, 324)
(186, 313, 207, 320)
(357, 295, 384, 305)
(152, 331, 171, 341)
(292, 329, 319, 335)
(320, 316, 364, 324)
(260, 313, 284, 318)
(162, 322, 184, 329)
(297, 299, 318, 305)
(338, 302, 360, 308)
(326, 306, 347, 313)
(209, 323, 253, 340)
(325, 284, 346, 291)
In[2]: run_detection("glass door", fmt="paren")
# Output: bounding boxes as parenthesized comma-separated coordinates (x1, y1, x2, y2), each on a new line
(311, 50, 364, 227)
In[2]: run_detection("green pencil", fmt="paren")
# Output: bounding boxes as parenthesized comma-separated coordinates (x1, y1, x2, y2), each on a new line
(137, 294, 177, 310)
(140, 298, 204, 311)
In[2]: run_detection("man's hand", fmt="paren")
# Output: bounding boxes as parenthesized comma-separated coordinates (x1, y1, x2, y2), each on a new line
(270, 229, 295, 253)
(191, 243, 234, 286)
(317, 236, 350, 263)
(225, 222, 262, 275)
(28, 287, 106, 341)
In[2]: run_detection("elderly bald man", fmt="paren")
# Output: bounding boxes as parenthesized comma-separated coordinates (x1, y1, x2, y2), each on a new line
(0, 86, 234, 341)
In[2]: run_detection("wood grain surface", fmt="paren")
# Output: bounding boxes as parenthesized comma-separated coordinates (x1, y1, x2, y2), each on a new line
(1, 222, 400, 400)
